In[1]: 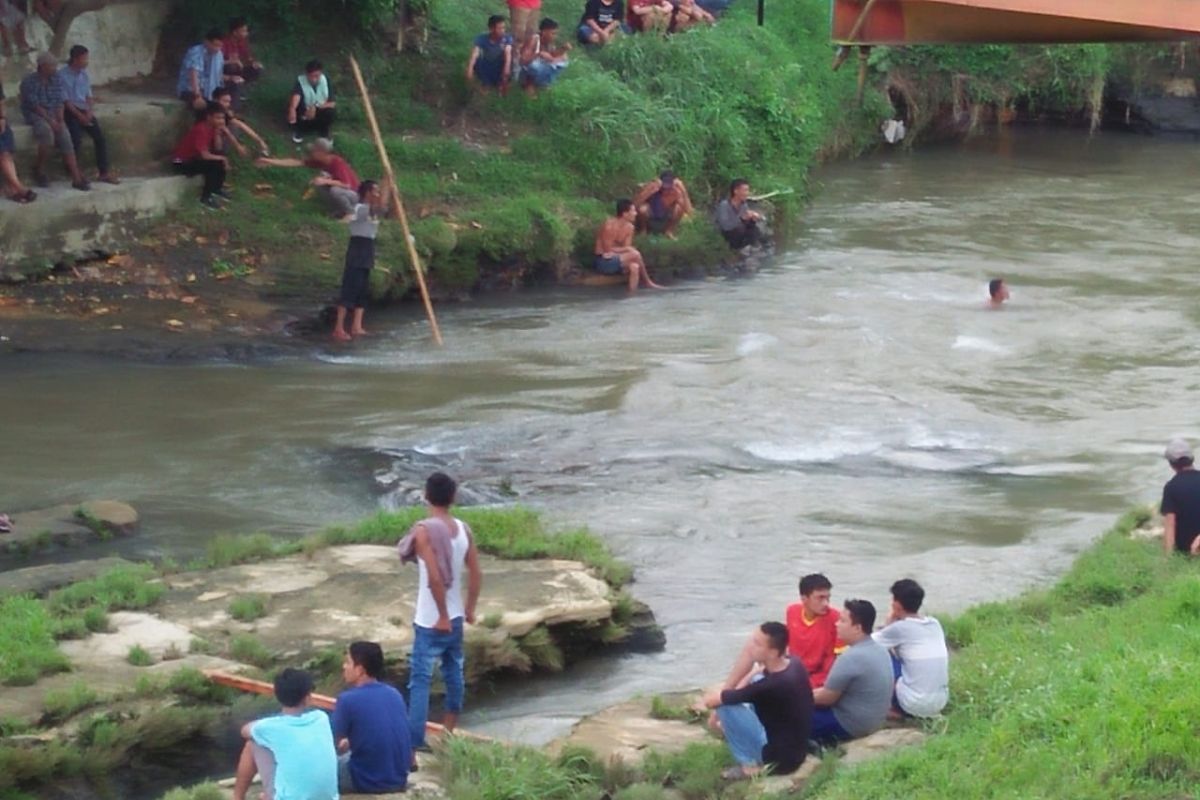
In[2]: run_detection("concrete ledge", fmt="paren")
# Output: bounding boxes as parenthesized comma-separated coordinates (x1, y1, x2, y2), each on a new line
(0, 175, 192, 278)
(6, 93, 190, 170)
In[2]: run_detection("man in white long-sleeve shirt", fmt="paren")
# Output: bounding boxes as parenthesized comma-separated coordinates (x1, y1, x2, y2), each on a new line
(872, 578, 949, 718)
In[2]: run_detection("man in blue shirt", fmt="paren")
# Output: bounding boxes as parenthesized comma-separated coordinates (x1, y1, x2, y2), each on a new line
(59, 45, 118, 185)
(233, 668, 338, 800)
(332, 641, 412, 794)
(177, 29, 225, 111)
(20, 51, 88, 191)
(466, 16, 513, 94)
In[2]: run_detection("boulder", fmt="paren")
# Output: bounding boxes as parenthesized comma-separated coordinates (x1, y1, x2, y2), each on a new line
(0, 556, 136, 597)
(552, 693, 710, 764)
(2, 500, 139, 554)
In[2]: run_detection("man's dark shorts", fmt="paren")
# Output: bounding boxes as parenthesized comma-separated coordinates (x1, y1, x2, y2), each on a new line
(0, 125, 14, 155)
(593, 254, 623, 275)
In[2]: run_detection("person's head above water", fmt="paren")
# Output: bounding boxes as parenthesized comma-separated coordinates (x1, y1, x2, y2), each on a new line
(988, 278, 1009, 305)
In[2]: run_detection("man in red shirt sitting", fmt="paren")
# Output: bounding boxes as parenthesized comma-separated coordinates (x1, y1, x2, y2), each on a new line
(170, 101, 228, 209)
(723, 573, 843, 691)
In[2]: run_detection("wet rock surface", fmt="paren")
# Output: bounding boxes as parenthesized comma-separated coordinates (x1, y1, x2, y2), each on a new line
(2, 500, 139, 555)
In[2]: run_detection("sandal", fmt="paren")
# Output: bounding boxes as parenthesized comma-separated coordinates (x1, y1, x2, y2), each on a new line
(10, 190, 35, 204)
(720, 766, 750, 782)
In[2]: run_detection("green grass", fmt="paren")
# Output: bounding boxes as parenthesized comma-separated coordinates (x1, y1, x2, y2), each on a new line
(126, 645, 154, 667)
(228, 634, 274, 668)
(808, 507, 1200, 800)
(46, 565, 164, 617)
(42, 681, 100, 723)
(314, 505, 633, 587)
(227, 594, 269, 622)
(440, 736, 603, 800)
(200, 532, 303, 569)
(0, 595, 70, 686)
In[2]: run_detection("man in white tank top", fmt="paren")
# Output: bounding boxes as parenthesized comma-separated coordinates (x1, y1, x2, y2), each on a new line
(404, 472, 482, 754)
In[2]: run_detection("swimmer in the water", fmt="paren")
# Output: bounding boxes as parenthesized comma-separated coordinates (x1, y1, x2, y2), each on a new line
(987, 278, 1009, 308)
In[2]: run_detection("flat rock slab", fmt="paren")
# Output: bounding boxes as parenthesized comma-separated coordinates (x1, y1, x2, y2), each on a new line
(553, 693, 710, 763)
(155, 545, 613, 664)
(2, 500, 139, 553)
(0, 556, 135, 597)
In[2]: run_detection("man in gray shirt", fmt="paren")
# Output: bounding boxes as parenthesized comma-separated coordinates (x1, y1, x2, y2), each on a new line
(811, 599, 893, 742)
(714, 177, 765, 249)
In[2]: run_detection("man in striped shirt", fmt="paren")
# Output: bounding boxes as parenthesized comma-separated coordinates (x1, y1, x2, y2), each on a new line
(19, 51, 88, 190)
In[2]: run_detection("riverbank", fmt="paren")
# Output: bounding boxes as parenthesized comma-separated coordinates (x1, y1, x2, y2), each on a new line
(0, 505, 661, 800)
(151, 507, 1186, 800)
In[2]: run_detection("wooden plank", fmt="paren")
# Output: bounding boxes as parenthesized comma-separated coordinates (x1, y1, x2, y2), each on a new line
(204, 670, 489, 741)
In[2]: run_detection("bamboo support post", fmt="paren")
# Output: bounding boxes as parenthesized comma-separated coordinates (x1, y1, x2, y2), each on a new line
(348, 55, 444, 346)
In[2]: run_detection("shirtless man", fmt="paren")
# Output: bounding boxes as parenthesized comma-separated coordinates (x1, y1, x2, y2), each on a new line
(593, 199, 665, 292)
(634, 170, 693, 238)
(987, 278, 1009, 308)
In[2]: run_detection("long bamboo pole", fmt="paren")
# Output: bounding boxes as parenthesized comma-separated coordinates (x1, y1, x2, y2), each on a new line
(205, 670, 489, 741)
(348, 55, 444, 346)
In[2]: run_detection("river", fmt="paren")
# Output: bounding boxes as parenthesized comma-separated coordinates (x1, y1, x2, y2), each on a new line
(3, 128, 1196, 744)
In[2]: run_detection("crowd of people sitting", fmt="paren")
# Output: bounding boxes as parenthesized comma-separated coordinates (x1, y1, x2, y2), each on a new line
(699, 573, 950, 780)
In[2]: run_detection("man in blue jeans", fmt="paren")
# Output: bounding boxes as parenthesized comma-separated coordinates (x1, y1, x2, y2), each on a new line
(398, 472, 483, 759)
(701, 622, 813, 780)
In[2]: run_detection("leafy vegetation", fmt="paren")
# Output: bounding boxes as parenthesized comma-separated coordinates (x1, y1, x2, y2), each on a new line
(227, 594, 269, 622)
(41, 682, 100, 723)
(0, 596, 70, 686)
(126, 645, 154, 667)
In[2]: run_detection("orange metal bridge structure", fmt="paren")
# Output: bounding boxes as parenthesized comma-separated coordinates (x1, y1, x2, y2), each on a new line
(830, 0, 1200, 45)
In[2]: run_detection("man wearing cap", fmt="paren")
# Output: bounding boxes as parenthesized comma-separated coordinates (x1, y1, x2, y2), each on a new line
(19, 51, 89, 191)
(1161, 438, 1200, 556)
(633, 170, 693, 239)
(256, 138, 360, 218)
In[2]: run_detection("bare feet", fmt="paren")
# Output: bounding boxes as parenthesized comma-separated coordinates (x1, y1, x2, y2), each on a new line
(332, 328, 352, 342)
(349, 327, 368, 337)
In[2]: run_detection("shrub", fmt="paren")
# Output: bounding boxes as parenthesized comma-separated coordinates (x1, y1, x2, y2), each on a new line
(0, 595, 70, 685)
(127, 645, 154, 667)
(228, 594, 269, 622)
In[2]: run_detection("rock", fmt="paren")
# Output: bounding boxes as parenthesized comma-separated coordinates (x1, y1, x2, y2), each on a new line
(840, 726, 927, 764)
(156, 545, 630, 678)
(0, 557, 136, 597)
(552, 694, 711, 765)
(2, 500, 140, 555)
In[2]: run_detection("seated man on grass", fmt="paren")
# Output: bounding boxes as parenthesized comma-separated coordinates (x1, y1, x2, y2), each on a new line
(633, 170, 693, 238)
(466, 15, 513, 95)
(578, 0, 627, 45)
(212, 86, 269, 158)
(700, 622, 813, 781)
(0, 93, 37, 204)
(593, 198, 665, 292)
(170, 101, 229, 209)
(670, 0, 716, 29)
(715, 177, 766, 250)
(520, 18, 571, 96)
(177, 29, 225, 111)
(256, 138, 360, 218)
(288, 60, 336, 144)
(333, 641, 412, 794)
(223, 17, 264, 88)
(872, 578, 949, 719)
(628, 0, 674, 32)
(233, 668, 338, 800)
(811, 599, 893, 744)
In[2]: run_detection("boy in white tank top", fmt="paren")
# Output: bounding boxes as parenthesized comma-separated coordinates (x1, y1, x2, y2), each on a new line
(399, 472, 482, 755)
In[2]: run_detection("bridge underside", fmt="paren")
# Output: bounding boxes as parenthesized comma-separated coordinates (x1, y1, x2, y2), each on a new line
(832, 0, 1200, 45)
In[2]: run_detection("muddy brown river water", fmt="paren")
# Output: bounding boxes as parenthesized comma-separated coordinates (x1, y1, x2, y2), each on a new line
(3, 128, 1197, 745)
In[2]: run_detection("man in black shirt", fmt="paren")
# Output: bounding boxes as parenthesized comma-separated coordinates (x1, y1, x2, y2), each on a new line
(1161, 438, 1200, 556)
(701, 621, 813, 780)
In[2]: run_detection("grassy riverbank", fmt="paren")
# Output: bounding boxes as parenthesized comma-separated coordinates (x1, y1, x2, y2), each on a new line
(168, 0, 883, 302)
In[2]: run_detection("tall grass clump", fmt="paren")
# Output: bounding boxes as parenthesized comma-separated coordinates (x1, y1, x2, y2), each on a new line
(440, 737, 603, 800)
(0, 595, 70, 685)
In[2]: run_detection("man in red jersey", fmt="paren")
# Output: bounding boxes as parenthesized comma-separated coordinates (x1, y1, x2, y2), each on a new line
(722, 573, 843, 691)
